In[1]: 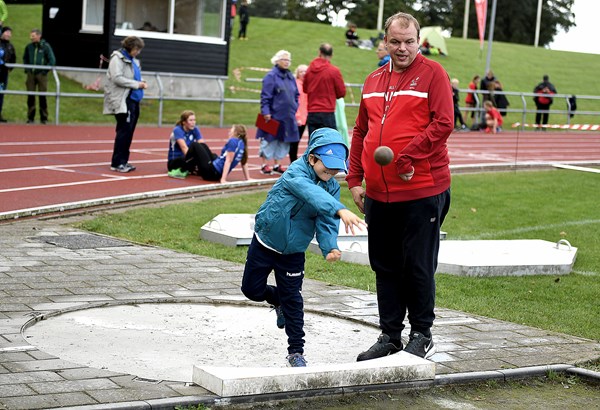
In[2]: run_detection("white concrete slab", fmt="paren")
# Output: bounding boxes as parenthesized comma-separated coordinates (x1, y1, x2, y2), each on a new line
(437, 239, 577, 276)
(199, 213, 255, 246)
(310, 238, 576, 276)
(193, 351, 434, 397)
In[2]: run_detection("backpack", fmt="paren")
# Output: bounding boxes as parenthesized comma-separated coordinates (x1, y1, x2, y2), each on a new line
(537, 86, 553, 105)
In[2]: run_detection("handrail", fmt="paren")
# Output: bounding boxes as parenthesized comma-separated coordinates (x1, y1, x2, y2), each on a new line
(2, 63, 599, 129)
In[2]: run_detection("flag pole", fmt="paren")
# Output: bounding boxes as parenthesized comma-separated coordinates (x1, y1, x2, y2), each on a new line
(534, 0, 543, 47)
(484, 0, 497, 75)
(462, 0, 470, 40)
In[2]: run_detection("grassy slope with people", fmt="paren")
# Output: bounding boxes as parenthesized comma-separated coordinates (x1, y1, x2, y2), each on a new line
(3, 4, 600, 126)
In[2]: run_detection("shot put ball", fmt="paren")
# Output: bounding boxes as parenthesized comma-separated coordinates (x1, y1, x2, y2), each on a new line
(374, 146, 394, 166)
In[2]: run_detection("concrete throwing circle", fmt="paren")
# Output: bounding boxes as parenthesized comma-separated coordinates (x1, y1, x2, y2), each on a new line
(23, 303, 380, 382)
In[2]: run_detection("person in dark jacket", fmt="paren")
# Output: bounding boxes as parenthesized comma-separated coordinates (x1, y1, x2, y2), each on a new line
(493, 80, 509, 117)
(0, 26, 15, 122)
(451, 78, 467, 130)
(23, 28, 55, 124)
(533, 74, 557, 130)
(479, 70, 496, 103)
(237, 0, 249, 40)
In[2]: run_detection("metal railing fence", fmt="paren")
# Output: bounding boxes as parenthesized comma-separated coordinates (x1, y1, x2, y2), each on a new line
(2, 63, 599, 129)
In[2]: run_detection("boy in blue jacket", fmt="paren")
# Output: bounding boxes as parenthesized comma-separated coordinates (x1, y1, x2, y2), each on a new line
(241, 127, 366, 367)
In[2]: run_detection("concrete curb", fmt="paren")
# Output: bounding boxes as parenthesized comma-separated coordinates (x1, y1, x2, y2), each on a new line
(53, 364, 600, 410)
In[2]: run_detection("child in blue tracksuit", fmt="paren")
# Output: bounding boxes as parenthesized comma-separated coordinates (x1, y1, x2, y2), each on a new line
(241, 127, 366, 367)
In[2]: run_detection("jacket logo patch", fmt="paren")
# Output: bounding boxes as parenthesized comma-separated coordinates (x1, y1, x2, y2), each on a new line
(287, 271, 303, 277)
(410, 77, 420, 88)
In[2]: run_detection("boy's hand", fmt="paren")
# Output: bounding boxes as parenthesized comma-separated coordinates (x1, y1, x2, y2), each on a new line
(326, 249, 342, 262)
(337, 208, 367, 235)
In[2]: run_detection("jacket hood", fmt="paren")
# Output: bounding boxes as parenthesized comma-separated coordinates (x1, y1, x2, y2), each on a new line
(111, 49, 133, 63)
(309, 57, 330, 73)
(304, 127, 349, 160)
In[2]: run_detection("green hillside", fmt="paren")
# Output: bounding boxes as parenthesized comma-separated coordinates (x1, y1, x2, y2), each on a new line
(3, 4, 600, 126)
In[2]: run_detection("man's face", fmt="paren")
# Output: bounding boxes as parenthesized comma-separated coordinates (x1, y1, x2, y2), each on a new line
(30, 31, 42, 43)
(1, 30, 11, 41)
(376, 44, 387, 59)
(383, 19, 419, 72)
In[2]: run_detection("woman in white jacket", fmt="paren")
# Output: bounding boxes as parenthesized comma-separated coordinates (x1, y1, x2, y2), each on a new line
(103, 36, 148, 173)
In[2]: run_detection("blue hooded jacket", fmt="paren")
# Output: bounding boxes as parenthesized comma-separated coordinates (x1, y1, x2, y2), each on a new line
(254, 128, 349, 257)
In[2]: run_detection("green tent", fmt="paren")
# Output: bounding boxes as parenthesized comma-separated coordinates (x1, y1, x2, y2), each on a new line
(420, 26, 448, 56)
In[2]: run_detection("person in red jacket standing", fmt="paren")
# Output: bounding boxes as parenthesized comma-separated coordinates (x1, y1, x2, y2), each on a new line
(347, 12, 452, 362)
(303, 43, 346, 138)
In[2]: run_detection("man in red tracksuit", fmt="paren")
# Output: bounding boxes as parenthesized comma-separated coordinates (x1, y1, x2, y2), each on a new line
(347, 12, 453, 361)
(303, 43, 346, 138)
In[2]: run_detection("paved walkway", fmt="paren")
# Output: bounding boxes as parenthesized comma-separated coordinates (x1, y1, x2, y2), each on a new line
(1, 217, 599, 410)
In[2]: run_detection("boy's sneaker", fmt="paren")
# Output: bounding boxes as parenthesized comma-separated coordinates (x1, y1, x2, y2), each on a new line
(167, 168, 189, 179)
(260, 165, 273, 175)
(272, 165, 287, 174)
(356, 333, 402, 361)
(404, 331, 436, 359)
(110, 164, 135, 173)
(125, 163, 137, 171)
(287, 353, 307, 367)
(271, 305, 285, 329)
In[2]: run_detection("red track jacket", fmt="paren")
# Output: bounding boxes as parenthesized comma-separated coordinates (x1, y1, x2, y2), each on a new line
(346, 53, 454, 202)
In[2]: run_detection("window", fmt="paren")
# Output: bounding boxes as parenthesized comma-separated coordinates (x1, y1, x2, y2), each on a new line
(114, 0, 226, 44)
(82, 0, 105, 33)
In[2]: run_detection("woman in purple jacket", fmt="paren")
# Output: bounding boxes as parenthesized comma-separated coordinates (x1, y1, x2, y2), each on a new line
(256, 49, 299, 175)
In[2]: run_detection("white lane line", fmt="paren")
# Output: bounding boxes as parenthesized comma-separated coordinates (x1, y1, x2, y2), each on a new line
(553, 164, 600, 173)
(0, 164, 265, 194)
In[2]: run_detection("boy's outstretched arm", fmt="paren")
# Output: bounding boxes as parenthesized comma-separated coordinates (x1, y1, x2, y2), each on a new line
(337, 208, 367, 236)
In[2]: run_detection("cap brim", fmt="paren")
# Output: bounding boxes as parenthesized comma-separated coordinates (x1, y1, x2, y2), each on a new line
(321, 157, 348, 173)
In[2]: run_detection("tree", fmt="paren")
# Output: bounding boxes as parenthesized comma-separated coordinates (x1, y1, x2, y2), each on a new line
(251, 0, 575, 47)
(448, 0, 575, 47)
(250, 0, 288, 19)
(348, 0, 417, 29)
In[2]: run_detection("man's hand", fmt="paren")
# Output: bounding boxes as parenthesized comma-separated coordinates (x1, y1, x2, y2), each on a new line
(349, 186, 366, 214)
(399, 166, 414, 181)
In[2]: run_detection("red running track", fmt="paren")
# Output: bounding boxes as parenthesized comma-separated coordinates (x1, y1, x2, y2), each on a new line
(1, 124, 599, 220)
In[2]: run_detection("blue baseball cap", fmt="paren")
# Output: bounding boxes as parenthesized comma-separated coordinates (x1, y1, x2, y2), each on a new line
(311, 143, 348, 173)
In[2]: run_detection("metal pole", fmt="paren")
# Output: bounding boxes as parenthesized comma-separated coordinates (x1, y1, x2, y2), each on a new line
(484, 0, 497, 75)
(377, 0, 384, 31)
(534, 0, 543, 47)
(463, 0, 470, 40)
